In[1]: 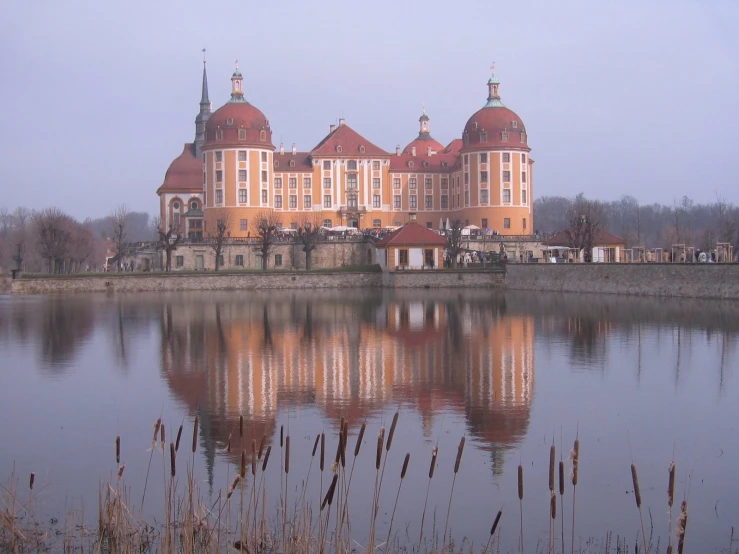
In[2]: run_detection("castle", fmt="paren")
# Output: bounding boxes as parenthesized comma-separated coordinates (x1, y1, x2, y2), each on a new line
(157, 60, 534, 240)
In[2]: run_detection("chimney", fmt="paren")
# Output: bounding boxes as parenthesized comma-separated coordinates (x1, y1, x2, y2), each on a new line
(291, 143, 296, 155)
(427, 146, 432, 156)
(338, 117, 345, 126)
(395, 145, 401, 156)
(411, 146, 416, 157)
(329, 124, 336, 133)
(279, 143, 284, 154)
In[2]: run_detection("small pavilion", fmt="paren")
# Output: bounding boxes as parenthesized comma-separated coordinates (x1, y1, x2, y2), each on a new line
(376, 222, 447, 271)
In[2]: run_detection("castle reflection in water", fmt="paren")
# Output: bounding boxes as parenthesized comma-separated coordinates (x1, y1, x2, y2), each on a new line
(159, 290, 535, 475)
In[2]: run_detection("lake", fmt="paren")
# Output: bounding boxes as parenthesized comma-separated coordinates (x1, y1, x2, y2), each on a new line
(1, 289, 737, 552)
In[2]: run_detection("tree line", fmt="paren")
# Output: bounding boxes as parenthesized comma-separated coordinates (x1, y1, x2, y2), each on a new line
(534, 194, 739, 252)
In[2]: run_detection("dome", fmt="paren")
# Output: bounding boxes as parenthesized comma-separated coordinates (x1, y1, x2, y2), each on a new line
(204, 102, 274, 149)
(462, 106, 528, 150)
(157, 143, 202, 194)
(403, 136, 444, 155)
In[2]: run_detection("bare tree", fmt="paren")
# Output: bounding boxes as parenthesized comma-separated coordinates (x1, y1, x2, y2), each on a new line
(564, 194, 606, 261)
(34, 207, 73, 273)
(153, 216, 182, 272)
(205, 209, 233, 272)
(68, 222, 95, 272)
(252, 210, 280, 271)
(295, 213, 323, 270)
(445, 219, 464, 268)
(11, 207, 30, 271)
(109, 204, 130, 272)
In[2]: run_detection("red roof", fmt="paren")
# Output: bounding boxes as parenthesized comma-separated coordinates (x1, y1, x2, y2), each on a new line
(403, 136, 444, 156)
(310, 122, 390, 157)
(543, 230, 625, 247)
(389, 152, 458, 173)
(375, 222, 447, 247)
(273, 152, 313, 172)
(204, 101, 274, 149)
(462, 106, 529, 153)
(157, 143, 202, 194)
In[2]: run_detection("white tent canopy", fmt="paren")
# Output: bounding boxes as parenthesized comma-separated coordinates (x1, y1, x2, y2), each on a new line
(542, 245, 573, 250)
(464, 224, 480, 230)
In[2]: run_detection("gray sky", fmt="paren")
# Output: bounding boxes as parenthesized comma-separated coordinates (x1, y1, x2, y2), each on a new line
(2, 0, 738, 219)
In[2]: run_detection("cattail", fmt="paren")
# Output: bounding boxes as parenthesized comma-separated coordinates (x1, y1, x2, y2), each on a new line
(117, 464, 125, 480)
(192, 415, 199, 454)
(239, 415, 243, 439)
(550, 491, 556, 519)
(160, 423, 165, 449)
(376, 427, 385, 470)
(490, 509, 502, 536)
(518, 464, 524, 500)
(342, 420, 348, 455)
(454, 436, 466, 474)
(321, 474, 339, 510)
(29, 472, 35, 490)
(571, 439, 579, 486)
(312, 434, 320, 457)
(226, 475, 241, 500)
(386, 411, 399, 451)
(354, 422, 366, 457)
(677, 500, 688, 554)
(401, 453, 410, 479)
(240, 450, 246, 478)
(667, 546, 673, 554)
(170, 443, 176, 477)
(429, 446, 438, 479)
(559, 461, 565, 496)
(251, 439, 257, 476)
(226, 432, 232, 454)
(320, 433, 325, 471)
(285, 436, 290, 474)
(258, 434, 266, 459)
(280, 425, 284, 447)
(631, 464, 642, 508)
(262, 445, 271, 471)
(339, 431, 346, 468)
(115, 436, 120, 464)
(549, 445, 556, 491)
(152, 418, 161, 448)
(335, 432, 342, 465)
(668, 462, 676, 507)
(175, 424, 183, 452)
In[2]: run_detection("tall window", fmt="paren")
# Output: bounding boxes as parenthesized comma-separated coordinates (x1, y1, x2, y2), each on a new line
(216, 170, 222, 182)
(464, 173, 469, 185)
(481, 190, 489, 204)
(480, 171, 488, 183)
(239, 170, 247, 181)
(503, 171, 511, 182)
(238, 151, 246, 161)
(372, 161, 380, 170)
(440, 178, 448, 189)
(373, 194, 381, 208)
(216, 151, 222, 162)
(347, 193, 358, 209)
(347, 160, 357, 170)
(464, 155, 469, 166)
(399, 249, 409, 266)
(393, 178, 401, 189)
(409, 178, 417, 189)
(503, 153, 510, 163)
(347, 174, 357, 190)
(261, 190, 267, 204)
(324, 195, 332, 208)
(240, 219, 247, 231)
(522, 189, 528, 204)
(409, 195, 417, 209)
(394, 195, 401, 209)
(323, 178, 331, 189)
(238, 129, 246, 140)
(215, 129, 223, 140)
(216, 189, 223, 204)
(501, 132, 509, 142)
(275, 178, 282, 188)
(481, 218, 488, 229)
(522, 171, 527, 183)
(464, 191, 470, 206)
(289, 177, 297, 189)
(503, 189, 511, 203)
(261, 152, 267, 162)
(522, 154, 527, 163)
(238, 189, 247, 203)
(441, 195, 448, 209)
(425, 195, 432, 209)
(235, 255, 244, 267)
(480, 132, 487, 142)
(323, 160, 331, 170)
(425, 178, 433, 189)
(303, 177, 311, 188)
(304, 195, 311, 209)
(522, 218, 527, 230)
(261, 170, 267, 182)
(289, 195, 297, 208)
(504, 218, 511, 229)
(373, 178, 380, 189)
(274, 254, 282, 267)
(480, 153, 488, 163)
(275, 195, 283, 208)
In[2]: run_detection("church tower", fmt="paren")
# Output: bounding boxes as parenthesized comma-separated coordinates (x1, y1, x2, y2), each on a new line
(194, 56, 211, 156)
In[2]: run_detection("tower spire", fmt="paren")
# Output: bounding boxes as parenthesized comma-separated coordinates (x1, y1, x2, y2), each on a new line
(194, 49, 212, 155)
(229, 58, 246, 103)
(484, 63, 505, 108)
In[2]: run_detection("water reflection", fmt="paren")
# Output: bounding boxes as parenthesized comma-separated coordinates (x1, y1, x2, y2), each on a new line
(159, 291, 535, 476)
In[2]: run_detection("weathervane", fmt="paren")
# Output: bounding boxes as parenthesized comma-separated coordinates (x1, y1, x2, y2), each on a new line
(202, 48, 206, 63)
(490, 61, 496, 75)
(235, 56, 239, 70)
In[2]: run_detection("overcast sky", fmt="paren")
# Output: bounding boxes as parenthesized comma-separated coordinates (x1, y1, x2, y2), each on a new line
(2, 0, 738, 219)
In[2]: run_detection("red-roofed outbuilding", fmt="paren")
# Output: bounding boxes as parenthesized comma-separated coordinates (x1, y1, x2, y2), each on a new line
(376, 222, 446, 271)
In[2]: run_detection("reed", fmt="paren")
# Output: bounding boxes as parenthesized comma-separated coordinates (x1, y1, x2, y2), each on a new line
(518, 462, 524, 554)
(631, 463, 648, 554)
(418, 444, 438, 547)
(115, 436, 120, 465)
(140, 418, 161, 512)
(570, 435, 579, 554)
(443, 435, 465, 548)
(548, 443, 555, 554)
(175, 424, 183, 452)
(384, 452, 410, 550)
(483, 509, 503, 554)
(559, 459, 565, 554)
(367, 426, 385, 552)
(667, 461, 676, 553)
(676, 499, 688, 554)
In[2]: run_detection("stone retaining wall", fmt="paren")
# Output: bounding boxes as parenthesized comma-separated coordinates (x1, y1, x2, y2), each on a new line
(11, 270, 504, 294)
(505, 263, 739, 299)
(0, 274, 11, 292)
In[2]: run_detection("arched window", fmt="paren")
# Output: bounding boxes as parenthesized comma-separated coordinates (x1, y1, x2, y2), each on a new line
(173, 201, 180, 210)
(408, 161, 414, 168)
(260, 130, 267, 141)
(226, 117, 234, 126)
(238, 129, 246, 140)
(289, 160, 295, 167)
(359, 145, 365, 153)
(190, 201, 198, 210)
(215, 129, 223, 140)
(336, 145, 343, 153)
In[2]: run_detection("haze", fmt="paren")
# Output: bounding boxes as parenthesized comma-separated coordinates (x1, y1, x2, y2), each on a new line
(2, 0, 738, 220)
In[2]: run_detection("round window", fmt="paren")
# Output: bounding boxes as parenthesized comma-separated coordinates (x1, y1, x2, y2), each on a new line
(173, 201, 180, 210)
(191, 201, 197, 210)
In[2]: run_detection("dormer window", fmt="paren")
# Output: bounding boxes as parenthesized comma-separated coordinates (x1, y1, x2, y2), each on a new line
(336, 145, 343, 153)
(441, 161, 448, 168)
(274, 161, 279, 168)
(215, 129, 223, 141)
(473, 122, 478, 130)
(238, 129, 246, 140)
(520, 132, 526, 143)
(359, 145, 365, 153)
(408, 161, 414, 168)
(260, 130, 267, 141)
(480, 132, 487, 143)
(289, 160, 295, 168)
(512, 121, 518, 128)
(464, 134, 470, 145)
(501, 132, 509, 142)
(226, 117, 234, 126)
(423, 161, 429, 168)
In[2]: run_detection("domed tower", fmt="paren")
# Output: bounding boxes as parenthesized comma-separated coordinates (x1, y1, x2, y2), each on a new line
(202, 61, 275, 238)
(403, 108, 444, 156)
(458, 71, 533, 235)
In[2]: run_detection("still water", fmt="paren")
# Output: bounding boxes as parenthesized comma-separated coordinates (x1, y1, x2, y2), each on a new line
(1, 290, 738, 552)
